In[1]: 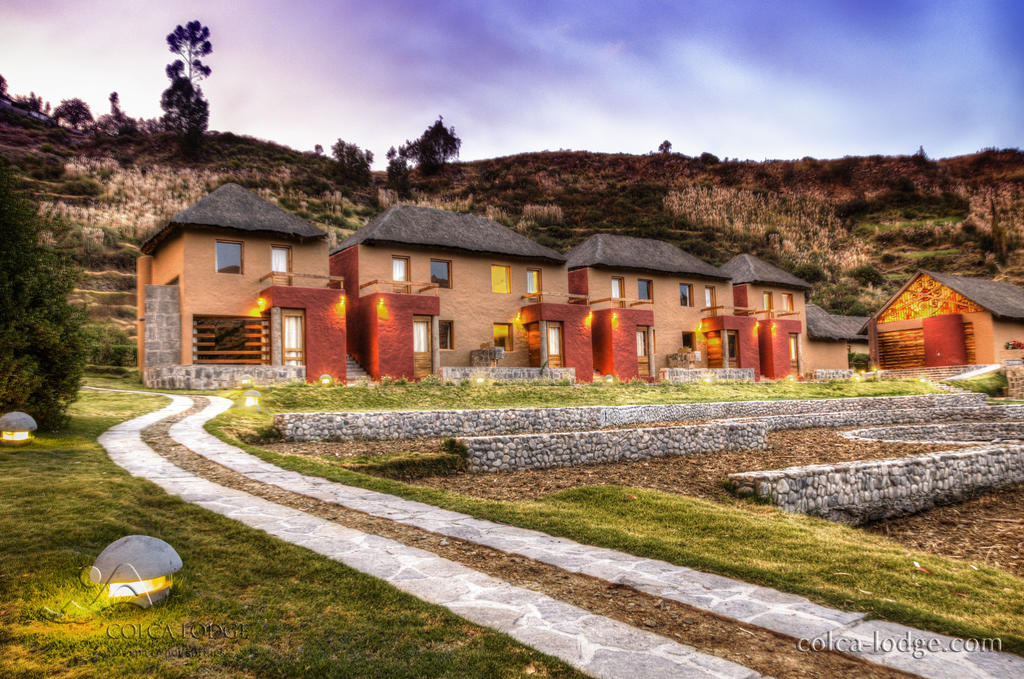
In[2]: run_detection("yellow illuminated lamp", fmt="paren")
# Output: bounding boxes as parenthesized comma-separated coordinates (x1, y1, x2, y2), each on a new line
(703, 376, 713, 384)
(852, 373, 862, 382)
(238, 374, 254, 387)
(919, 377, 928, 383)
(319, 374, 333, 386)
(611, 312, 619, 330)
(604, 374, 614, 383)
(0, 411, 37, 447)
(584, 311, 593, 327)
(786, 374, 796, 382)
(475, 376, 486, 384)
(257, 297, 269, 313)
(243, 389, 262, 409)
(90, 535, 182, 608)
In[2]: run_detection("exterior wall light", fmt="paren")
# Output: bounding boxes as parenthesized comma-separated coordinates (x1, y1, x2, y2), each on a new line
(319, 374, 333, 386)
(238, 374, 254, 387)
(703, 376, 713, 384)
(90, 535, 182, 608)
(257, 297, 269, 312)
(0, 411, 37, 446)
(243, 390, 261, 409)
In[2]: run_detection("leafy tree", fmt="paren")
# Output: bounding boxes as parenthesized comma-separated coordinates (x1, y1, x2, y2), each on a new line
(658, 140, 672, 154)
(161, 20, 212, 156)
(0, 161, 86, 430)
(314, 144, 324, 156)
(0, 74, 6, 98)
(13, 92, 45, 113)
(791, 262, 827, 284)
(847, 264, 885, 287)
(52, 98, 94, 131)
(95, 92, 137, 136)
(403, 115, 461, 175)
(385, 146, 411, 195)
(330, 139, 373, 185)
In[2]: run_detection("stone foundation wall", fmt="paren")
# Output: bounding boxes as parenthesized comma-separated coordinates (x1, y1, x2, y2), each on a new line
(144, 365, 306, 390)
(143, 285, 181, 368)
(729, 444, 1024, 524)
(842, 418, 1024, 443)
(439, 367, 576, 384)
(274, 392, 985, 442)
(814, 369, 854, 381)
(461, 421, 767, 473)
(1007, 366, 1024, 399)
(658, 368, 755, 383)
(756, 403, 1024, 432)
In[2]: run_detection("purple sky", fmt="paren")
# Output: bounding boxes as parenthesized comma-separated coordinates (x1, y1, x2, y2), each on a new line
(3, 1, 1020, 165)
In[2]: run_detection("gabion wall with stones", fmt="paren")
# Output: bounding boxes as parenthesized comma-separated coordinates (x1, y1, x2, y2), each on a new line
(658, 368, 755, 383)
(841, 418, 1024, 443)
(144, 365, 306, 390)
(274, 392, 986, 442)
(814, 369, 855, 381)
(460, 421, 768, 473)
(754, 403, 1024, 432)
(143, 285, 181, 369)
(439, 367, 576, 384)
(728, 443, 1024, 524)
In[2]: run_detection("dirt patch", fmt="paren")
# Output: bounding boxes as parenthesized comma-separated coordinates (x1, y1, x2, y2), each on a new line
(407, 428, 963, 502)
(867, 485, 1024, 577)
(142, 403, 913, 679)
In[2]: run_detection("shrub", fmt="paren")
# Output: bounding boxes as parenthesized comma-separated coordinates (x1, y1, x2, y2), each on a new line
(59, 176, 103, 196)
(848, 352, 869, 371)
(791, 262, 827, 283)
(0, 161, 87, 430)
(848, 264, 885, 287)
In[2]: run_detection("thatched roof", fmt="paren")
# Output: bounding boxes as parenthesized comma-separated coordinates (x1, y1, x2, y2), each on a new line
(141, 183, 326, 254)
(806, 304, 868, 342)
(719, 254, 812, 290)
(332, 205, 565, 263)
(565, 234, 727, 279)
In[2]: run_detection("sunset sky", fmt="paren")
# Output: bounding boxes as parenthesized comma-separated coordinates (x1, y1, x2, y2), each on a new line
(2, 0, 1020, 165)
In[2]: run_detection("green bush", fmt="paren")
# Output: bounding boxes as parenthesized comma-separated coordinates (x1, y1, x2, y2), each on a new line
(848, 352, 869, 371)
(58, 176, 103, 196)
(848, 264, 886, 287)
(0, 161, 87, 430)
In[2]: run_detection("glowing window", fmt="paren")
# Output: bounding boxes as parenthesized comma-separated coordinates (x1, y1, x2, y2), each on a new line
(491, 266, 510, 293)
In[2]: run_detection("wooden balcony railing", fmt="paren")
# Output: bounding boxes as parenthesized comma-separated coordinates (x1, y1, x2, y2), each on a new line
(358, 279, 439, 296)
(259, 271, 344, 289)
(590, 296, 654, 310)
(753, 308, 800, 319)
(520, 291, 590, 305)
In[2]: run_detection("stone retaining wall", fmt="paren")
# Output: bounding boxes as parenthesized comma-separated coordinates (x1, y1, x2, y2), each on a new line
(729, 444, 1024, 524)
(439, 367, 576, 384)
(755, 403, 1024, 432)
(461, 421, 768, 473)
(144, 365, 306, 390)
(658, 368, 755, 383)
(814, 369, 854, 381)
(842, 419, 1024, 443)
(274, 392, 985, 442)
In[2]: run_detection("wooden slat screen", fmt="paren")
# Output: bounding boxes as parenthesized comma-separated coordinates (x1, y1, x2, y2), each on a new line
(193, 317, 269, 365)
(877, 328, 925, 370)
(964, 322, 976, 364)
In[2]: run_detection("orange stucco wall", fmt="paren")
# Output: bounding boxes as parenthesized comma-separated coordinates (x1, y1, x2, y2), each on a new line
(352, 244, 570, 368)
(579, 267, 730, 370)
(139, 228, 330, 365)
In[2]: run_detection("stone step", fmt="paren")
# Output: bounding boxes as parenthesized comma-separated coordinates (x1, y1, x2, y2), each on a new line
(346, 355, 372, 385)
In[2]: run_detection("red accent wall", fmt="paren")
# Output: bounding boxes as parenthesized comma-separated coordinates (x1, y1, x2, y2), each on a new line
(757, 318, 802, 379)
(922, 314, 967, 367)
(355, 292, 440, 380)
(590, 307, 654, 380)
(261, 285, 347, 383)
(701, 315, 760, 377)
(329, 246, 361, 359)
(568, 268, 589, 296)
(732, 284, 749, 309)
(520, 302, 594, 381)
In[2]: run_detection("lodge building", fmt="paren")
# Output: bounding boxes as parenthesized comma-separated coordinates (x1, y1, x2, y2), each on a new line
(136, 183, 887, 388)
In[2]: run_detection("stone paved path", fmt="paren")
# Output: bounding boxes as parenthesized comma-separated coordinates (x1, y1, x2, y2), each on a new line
(161, 392, 1024, 679)
(94, 389, 758, 679)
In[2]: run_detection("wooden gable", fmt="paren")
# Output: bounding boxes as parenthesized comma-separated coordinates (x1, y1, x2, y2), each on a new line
(878, 274, 983, 323)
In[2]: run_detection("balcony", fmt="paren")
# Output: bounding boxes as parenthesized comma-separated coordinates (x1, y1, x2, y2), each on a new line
(259, 271, 344, 289)
(520, 291, 590, 305)
(358, 279, 439, 297)
(590, 296, 653, 310)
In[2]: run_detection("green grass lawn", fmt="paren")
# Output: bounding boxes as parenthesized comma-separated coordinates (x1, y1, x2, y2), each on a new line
(948, 372, 1008, 397)
(207, 407, 1024, 657)
(0, 390, 583, 679)
(220, 377, 941, 413)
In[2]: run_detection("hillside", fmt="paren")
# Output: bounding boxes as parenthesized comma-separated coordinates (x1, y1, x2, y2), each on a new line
(2, 110, 1023, 367)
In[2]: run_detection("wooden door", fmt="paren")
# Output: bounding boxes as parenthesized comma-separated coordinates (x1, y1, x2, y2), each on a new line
(547, 322, 564, 368)
(412, 318, 431, 378)
(637, 326, 650, 377)
(877, 328, 925, 369)
(706, 331, 723, 368)
(527, 323, 540, 367)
